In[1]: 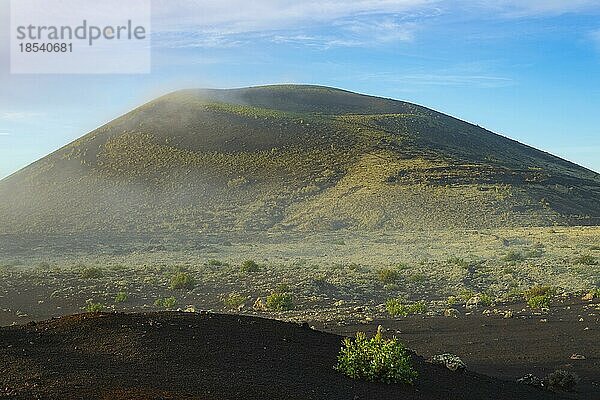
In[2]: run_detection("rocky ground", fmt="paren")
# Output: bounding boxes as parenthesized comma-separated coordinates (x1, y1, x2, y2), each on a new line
(0, 311, 588, 400)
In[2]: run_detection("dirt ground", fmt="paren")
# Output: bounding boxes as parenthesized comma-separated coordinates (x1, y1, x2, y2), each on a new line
(317, 297, 599, 399)
(0, 311, 587, 400)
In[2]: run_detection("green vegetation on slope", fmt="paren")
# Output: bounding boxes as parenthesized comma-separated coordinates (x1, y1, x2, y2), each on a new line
(0, 84, 599, 234)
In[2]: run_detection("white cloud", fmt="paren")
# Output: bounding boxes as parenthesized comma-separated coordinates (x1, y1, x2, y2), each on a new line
(0, 132, 10, 136)
(591, 29, 600, 45)
(0, 111, 45, 121)
(468, 0, 600, 17)
(357, 70, 514, 88)
(151, 0, 439, 48)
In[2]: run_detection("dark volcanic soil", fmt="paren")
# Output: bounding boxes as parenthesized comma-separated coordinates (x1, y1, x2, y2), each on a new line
(318, 297, 600, 399)
(0, 312, 581, 400)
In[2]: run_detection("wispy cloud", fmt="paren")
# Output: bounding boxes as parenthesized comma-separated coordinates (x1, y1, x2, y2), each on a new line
(0, 112, 45, 121)
(357, 69, 514, 88)
(0, 132, 10, 136)
(590, 29, 600, 47)
(466, 0, 600, 17)
(149, 0, 600, 49)
(151, 0, 439, 48)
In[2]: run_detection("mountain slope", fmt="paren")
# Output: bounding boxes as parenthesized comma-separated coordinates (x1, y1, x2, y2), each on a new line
(0, 84, 599, 234)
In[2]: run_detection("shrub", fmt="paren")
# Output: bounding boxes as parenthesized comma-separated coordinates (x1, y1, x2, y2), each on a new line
(377, 268, 399, 284)
(545, 370, 579, 391)
(169, 272, 196, 290)
(223, 292, 247, 309)
(386, 299, 427, 317)
(207, 259, 229, 267)
(574, 254, 597, 265)
(479, 293, 494, 307)
(527, 295, 551, 309)
(523, 285, 554, 301)
(240, 260, 260, 273)
(502, 251, 526, 263)
(80, 266, 103, 279)
(266, 292, 294, 311)
(408, 273, 426, 284)
(446, 295, 459, 306)
(447, 257, 469, 268)
(154, 296, 177, 309)
(335, 327, 417, 384)
(85, 300, 105, 312)
(114, 292, 128, 303)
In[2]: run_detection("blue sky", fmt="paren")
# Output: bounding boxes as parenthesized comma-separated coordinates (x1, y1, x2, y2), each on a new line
(1, 0, 600, 178)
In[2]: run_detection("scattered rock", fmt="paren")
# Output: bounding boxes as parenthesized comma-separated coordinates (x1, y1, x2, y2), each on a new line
(430, 353, 466, 372)
(582, 292, 594, 301)
(333, 300, 345, 307)
(517, 374, 544, 388)
(444, 308, 460, 318)
(570, 353, 586, 360)
(503, 310, 513, 319)
(253, 298, 267, 311)
(465, 296, 479, 309)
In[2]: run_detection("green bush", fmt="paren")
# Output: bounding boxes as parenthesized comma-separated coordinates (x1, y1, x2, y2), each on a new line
(574, 254, 597, 265)
(447, 257, 469, 268)
(154, 296, 177, 309)
(85, 300, 105, 312)
(377, 268, 399, 284)
(527, 295, 551, 309)
(169, 272, 196, 290)
(80, 266, 103, 279)
(502, 251, 525, 263)
(114, 291, 128, 303)
(386, 299, 427, 317)
(223, 292, 247, 309)
(240, 260, 260, 273)
(479, 293, 494, 307)
(523, 285, 554, 301)
(266, 292, 294, 311)
(335, 327, 417, 384)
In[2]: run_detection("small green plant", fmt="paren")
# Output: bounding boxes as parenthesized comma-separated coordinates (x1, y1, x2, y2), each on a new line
(154, 296, 177, 309)
(223, 292, 247, 309)
(458, 289, 477, 302)
(240, 260, 260, 273)
(335, 327, 417, 384)
(524, 248, 544, 259)
(574, 254, 597, 265)
(527, 295, 551, 309)
(523, 285, 554, 301)
(446, 295, 459, 306)
(408, 273, 426, 284)
(114, 292, 128, 303)
(447, 257, 469, 268)
(385, 299, 427, 317)
(479, 293, 494, 307)
(502, 251, 525, 264)
(169, 272, 196, 290)
(80, 266, 103, 279)
(377, 268, 399, 284)
(207, 259, 229, 267)
(85, 299, 105, 312)
(266, 292, 294, 311)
